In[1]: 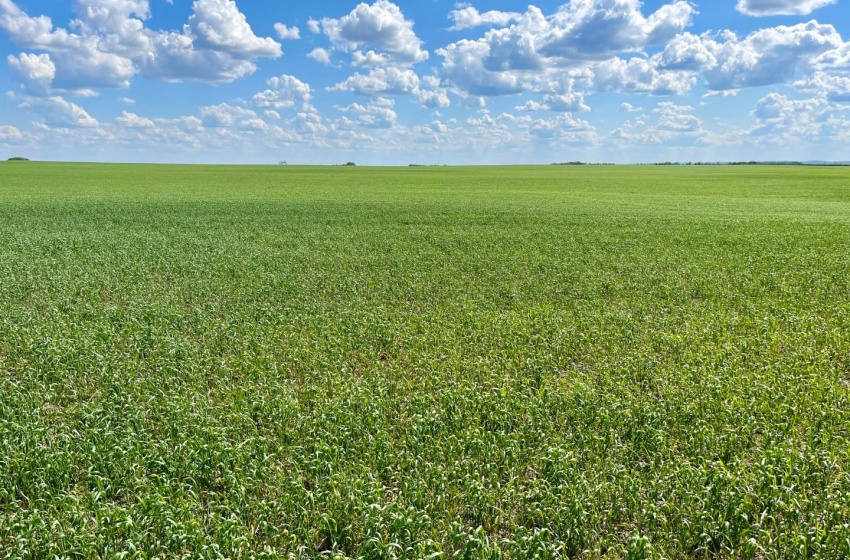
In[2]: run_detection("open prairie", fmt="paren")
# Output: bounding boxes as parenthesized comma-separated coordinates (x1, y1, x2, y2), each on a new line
(1, 163, 849, 558)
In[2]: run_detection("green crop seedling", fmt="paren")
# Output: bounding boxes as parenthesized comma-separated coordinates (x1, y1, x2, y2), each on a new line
(0, 162, 848, 558)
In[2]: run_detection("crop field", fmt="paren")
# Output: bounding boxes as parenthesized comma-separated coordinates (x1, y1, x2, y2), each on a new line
(0, 162, 849, 559)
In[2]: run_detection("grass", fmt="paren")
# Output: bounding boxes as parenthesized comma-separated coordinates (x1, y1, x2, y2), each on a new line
(0, 162, 849, 558)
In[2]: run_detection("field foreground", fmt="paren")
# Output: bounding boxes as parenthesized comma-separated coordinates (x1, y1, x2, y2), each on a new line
(1, 163, 849, 558)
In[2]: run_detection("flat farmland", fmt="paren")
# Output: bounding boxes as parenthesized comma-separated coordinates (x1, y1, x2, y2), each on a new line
(1, 163, 849, 558)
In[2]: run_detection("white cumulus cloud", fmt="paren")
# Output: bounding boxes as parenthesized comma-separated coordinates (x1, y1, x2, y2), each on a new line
(594, 56, 695, 95)
(747, 92, 848, 143)
(437, 0, 695, 97)
(0, 0, 282, 94)
(329, 67, 421, 96)
(698, 22, 843, 92)
(116, 110, 154, 127)
(320, 0, 428, 65)
(796, 72, 850, 102)
(525, 113, 599, 144)
(336, 97, 398, 129)
(17, 95, 100, 127)
(610, 102, 705, 146)
(736, 0, 837, 17)
(199, 103, 258, 128)
(419, 88, 451, 109)
(307, 47, 332, 65)
(7, 52, 55, 96)
(186, 0, 281, 59)
(0, 0, 137, 92)
(274, 23, 300, 40)
(0, 125, 25, 140)
(514, 91, 589, 112)
(253, 74, 313, 110)
(448, 5, 521, 30)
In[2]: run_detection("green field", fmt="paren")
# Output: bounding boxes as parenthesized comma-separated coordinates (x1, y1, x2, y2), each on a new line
(1, 162, 849, 558)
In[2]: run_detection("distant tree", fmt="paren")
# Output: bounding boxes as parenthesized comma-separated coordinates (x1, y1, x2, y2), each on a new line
(345, 161, 356, 166)
(7, 156, 29, 161)
(279, 160, 287, 166)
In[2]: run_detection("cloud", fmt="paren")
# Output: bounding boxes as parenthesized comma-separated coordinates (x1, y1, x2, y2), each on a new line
(274, 23, 300, 40)
(137, 0, 283, 83)
(307, 47, 332, 65)
(813, 42, 850, 73)
(238, 117, 268, 131)
(735, 0, 837, 17)
(594, 56, 695, 95)
(252, 74, 313, 110)
(656, 32, 717, 71)
(186, 0, 281, 59)
(795, 72, 850, 102)
(437, 0, 695, 97)
(199, 102, 258, 127)
(0, 0, 281, 94)
(752, 93, 805, 120)
(448, 5, 521, 30)
(465, 109, 505, 128)
(417, 75, 451, 108)
(653, 101, 700, 131)
(7, 52, 55, 96)
(515, 100, 547, 112)
(537, 0, 696, 62)
(543, 92, 589, 112)
(70, 0, 152, 55)
(320, 0, 428, 65)
(419, 89, 451, 108)
(119, 96, 135, 104)
(610, 101, 705, 145)
(336, 97, 397, 129)
(514, 92, 589, 112)
(0, 125, 24, 140)
(698, 22, 843, 92)
(437, 38, 528, 96)
(351, 50, 391, 67)
(169, 115, 204, 132)
(17, 95, 99, 127)
(747, 92, 847, 142)
(525, 113, 599, 144)
(140, 33, 260, 82)
(620, 102, 643, 112)
(0, 1, 137, 91)
(329, 67, 420, 96)
(0, 0, 139, 90)
(649, 22, 848, 94)
(116, 110, 154, 127)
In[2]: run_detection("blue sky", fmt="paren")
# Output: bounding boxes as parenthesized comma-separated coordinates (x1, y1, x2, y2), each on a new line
(1, 0, 849, 164)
